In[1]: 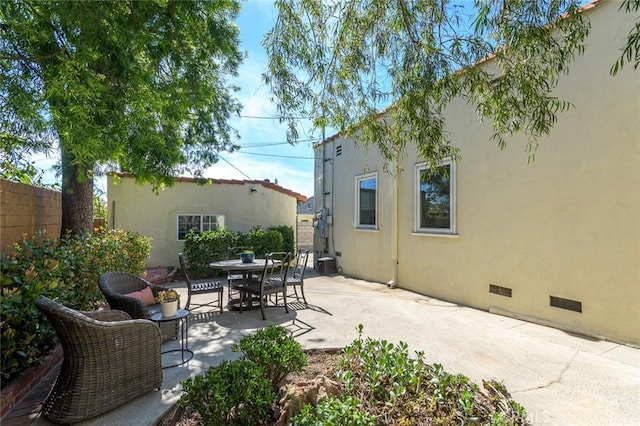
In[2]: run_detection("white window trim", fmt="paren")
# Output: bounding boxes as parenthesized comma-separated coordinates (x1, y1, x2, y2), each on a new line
(414, 158, 456, 235)
(354, 171, 378, 230)
(176, 214, 225, 241)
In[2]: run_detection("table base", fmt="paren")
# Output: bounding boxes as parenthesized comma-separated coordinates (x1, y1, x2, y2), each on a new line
(161, 348, 194, 369)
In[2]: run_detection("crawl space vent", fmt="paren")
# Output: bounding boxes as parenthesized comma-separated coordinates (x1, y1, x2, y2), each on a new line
(550, 296, 582, 313)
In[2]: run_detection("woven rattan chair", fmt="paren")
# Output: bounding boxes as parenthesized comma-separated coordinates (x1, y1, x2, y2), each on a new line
(98, 271, 178, 340)
(238, 251, 291, 320)
(35, 296, 162, 424)
(179, 253, 224, 312)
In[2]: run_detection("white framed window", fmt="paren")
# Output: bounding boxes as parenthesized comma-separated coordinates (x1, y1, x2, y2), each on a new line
(355, 172, 377, 229)
(177, 214, 225, 241)
(415, 159, 456, 234)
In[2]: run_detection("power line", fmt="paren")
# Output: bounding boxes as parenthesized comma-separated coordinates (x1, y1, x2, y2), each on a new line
(239, 138, 317, 147)
(239, 151, 319, 160)
(216, 155, 252, 179)
(237, 114, 312, 120)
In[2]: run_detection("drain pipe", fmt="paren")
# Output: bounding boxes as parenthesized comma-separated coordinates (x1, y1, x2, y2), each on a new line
(388, 162, 399, 288)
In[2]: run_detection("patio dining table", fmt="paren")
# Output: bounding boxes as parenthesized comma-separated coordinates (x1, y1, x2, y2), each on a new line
(209, 259, 273, 310)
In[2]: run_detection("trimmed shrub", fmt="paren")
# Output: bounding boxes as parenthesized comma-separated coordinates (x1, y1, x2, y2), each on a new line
(243, 228, 283, 258)
(182, 228, 237, 277)
(182, 228, 287, 278)
(180, 359, 275, 425)
(232, 325, 307, 387)
(268, 225, 295, 255)
(0, 229, 151, 384)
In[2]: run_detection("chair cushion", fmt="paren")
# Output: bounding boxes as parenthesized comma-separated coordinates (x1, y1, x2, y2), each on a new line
(124, 287, 155, 306)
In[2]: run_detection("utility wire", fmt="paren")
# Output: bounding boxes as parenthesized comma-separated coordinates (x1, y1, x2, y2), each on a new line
(216, 155, 252, 179)
(239, 138, 317, 147)
(237, 114, 312, 120)
(238, 151, 319, 160)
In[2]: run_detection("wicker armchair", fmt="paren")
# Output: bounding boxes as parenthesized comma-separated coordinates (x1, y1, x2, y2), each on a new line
(35, 297, 162, 424)
(98, 271, 178, 340)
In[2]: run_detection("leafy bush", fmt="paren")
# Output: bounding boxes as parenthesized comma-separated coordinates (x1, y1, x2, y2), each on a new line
(334, 325, 529, 425)
(180, 326, 303, 424)
(182, 228, 286, 278)
(243, 228, 284, 258)
(232, 325, 307, 387)
(182, 228, 237, 277)
(292, 395, 376, 426)
(0, 229, 151, 384)
(180, 359, 275, 426)
(268, 225, 294, 255)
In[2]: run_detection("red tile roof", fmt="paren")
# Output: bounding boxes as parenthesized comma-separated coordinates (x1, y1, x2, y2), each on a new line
(113, 173, 307, 203)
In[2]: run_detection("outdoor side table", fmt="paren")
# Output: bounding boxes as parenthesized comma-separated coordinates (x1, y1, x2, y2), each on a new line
(150, 309, 193, 368)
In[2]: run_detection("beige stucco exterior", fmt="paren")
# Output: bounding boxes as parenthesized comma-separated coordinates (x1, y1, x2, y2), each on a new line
(108, 175, 305, 268)
(314, 0, 640, 345)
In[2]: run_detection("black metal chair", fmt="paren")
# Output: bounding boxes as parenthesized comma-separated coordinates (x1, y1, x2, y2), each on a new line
(283, 249, 310, 305)
(179, 253, 224, 313)
(238, 251, 291, 320)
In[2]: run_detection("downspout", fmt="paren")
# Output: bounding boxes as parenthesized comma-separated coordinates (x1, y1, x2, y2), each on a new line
(389, 161, 399, 288)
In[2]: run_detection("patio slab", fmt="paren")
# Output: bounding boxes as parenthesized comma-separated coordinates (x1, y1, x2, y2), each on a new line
(30, 271, 639, 425)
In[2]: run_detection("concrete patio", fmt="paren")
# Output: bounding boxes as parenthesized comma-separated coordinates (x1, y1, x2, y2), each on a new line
(31, 270, 639, 425)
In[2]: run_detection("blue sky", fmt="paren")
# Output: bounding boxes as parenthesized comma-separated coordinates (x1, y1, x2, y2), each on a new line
(33, 0, 317, 198)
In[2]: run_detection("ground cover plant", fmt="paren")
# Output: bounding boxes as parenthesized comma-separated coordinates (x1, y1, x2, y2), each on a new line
(170, 325, 530, 425)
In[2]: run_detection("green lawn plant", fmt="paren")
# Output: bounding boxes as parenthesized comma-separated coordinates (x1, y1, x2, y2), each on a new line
(0, 228, 151, 384)
(292, 395, 376, 426)
(177, 325, 529, 425)
(333, 325, 529, 425)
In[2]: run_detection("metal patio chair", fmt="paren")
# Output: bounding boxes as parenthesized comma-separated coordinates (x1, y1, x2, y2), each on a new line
(238, 251, 292, 320)
(179, 252, 224, 313)
(282, 248, 310, 305)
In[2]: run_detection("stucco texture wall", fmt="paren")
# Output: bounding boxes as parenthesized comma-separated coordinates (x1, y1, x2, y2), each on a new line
(107, 176, 299, 268)
(315, 0, 640, 345)
(0, 179, 61, 254)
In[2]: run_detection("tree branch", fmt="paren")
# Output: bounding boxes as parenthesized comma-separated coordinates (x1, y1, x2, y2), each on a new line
(1, 48, 65, 62)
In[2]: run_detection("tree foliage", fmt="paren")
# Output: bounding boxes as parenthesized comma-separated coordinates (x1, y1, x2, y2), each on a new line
(611, 0, 640, 75)
(1, 0, 243, 233)
(263, 0, 600, 168)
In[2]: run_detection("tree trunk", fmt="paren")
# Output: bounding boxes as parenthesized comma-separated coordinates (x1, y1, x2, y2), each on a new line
(61, 147, 94, 236)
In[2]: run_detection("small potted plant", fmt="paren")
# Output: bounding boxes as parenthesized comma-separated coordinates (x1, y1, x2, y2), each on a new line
(156, 289, 180, 317)
(240, 249, 255, 263)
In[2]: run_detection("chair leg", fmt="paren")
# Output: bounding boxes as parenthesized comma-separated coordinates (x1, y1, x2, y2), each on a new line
(260, 298, 266, 320)
(300, 283, 307, 304)
(283, 289, 289, 314)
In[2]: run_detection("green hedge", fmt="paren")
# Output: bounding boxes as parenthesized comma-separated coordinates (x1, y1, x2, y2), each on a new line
(182, 226, 292, 278)
(0, 228, 151, 384)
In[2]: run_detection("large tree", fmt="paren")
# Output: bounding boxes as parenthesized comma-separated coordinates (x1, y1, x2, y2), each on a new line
(263, 0, 637, 168)
(1, 0, 243, 234)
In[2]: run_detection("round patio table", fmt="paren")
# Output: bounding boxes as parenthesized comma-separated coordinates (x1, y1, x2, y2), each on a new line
(210, 259, 272, 310)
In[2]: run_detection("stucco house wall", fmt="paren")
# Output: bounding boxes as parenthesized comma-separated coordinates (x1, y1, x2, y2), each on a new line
(108, 174, 305, 268)
(313, 0, 640, 345)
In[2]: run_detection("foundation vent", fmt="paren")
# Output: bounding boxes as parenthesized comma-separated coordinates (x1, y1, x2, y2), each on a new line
(489, 284, 512, 298)
(336, 145, 342, 156)
(550, 296, 582, 313)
